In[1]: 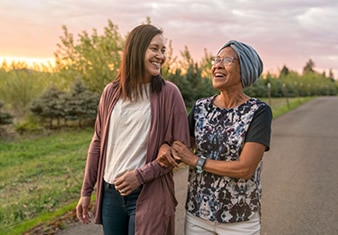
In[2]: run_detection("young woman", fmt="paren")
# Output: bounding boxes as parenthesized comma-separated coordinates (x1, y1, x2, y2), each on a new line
(76, 24, 190, 235)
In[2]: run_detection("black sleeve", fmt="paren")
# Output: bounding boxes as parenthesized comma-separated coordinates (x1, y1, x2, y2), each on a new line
(245, 104, 272, 151)
(188, 103, 196, 137)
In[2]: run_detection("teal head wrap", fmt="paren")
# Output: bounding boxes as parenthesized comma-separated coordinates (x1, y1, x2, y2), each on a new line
(218, 40, 263, 88)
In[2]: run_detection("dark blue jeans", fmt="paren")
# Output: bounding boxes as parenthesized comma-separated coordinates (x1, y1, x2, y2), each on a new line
(101, 181, 141, 235)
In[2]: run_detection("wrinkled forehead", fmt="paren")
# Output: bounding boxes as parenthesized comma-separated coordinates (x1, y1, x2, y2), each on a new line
(217, 46, 238, 59)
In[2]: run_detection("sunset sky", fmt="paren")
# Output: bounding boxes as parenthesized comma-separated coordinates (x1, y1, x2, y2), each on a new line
(1, 0, 337, 77)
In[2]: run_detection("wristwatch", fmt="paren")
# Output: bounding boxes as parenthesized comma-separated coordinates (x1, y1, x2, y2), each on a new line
(196, 156, 207, 173)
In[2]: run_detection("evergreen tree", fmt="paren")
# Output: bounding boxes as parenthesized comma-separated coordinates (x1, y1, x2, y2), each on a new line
(30, 86, 66, 128)
(63, 80, 99, 127)
(280, 65, 290, 77)
(303, 59, 316, 74)
(328, 69, 335, 82)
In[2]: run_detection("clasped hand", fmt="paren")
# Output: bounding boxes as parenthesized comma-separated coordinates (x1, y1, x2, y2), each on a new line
(156, 141, 194, 168)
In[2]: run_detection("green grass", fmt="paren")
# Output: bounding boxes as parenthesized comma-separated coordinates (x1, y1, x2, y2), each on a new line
(9, 201, 78, 235)
(0, 97, 315, 234)
(261, 96, 314, 118)
(0, 128, 93, 235)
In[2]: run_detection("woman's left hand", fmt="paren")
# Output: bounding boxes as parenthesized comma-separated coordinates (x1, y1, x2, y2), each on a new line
(114, 170, 140, 196)
(172, 141, 196, 166)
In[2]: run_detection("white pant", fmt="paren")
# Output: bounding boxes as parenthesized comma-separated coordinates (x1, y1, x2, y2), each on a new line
(185, 211, 260, 235)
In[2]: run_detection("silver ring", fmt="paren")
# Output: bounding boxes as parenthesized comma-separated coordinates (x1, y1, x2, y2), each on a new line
(121, 189, 125, 193)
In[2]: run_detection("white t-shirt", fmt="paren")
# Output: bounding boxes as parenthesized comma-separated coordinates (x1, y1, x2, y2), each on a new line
(104, 84, 151, 184)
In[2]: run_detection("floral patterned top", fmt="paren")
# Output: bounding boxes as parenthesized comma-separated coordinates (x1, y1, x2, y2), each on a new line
(186, 96, 272, 223)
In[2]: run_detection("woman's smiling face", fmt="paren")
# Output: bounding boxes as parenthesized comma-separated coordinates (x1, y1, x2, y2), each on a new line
(212, 46, 242, 90)
(144, 34, 166, 82)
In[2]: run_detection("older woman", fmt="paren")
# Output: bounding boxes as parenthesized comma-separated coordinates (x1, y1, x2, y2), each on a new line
(171, 40, 272, 235)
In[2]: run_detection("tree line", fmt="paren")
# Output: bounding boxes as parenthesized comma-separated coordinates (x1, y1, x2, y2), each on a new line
(0, 19, 337, 133)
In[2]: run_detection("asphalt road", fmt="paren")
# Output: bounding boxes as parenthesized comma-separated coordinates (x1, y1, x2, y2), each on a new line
(261, 96, 338, 235)
(57, 96, 338, 235)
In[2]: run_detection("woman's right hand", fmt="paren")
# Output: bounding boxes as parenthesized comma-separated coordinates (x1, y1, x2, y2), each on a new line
(76, 196, 91, 224)
(156, 143, 179, 168)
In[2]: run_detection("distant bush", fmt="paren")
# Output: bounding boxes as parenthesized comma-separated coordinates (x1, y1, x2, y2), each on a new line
(15, 120, 44, 135)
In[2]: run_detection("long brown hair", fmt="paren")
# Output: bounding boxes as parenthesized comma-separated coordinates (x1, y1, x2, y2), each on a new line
(115, 24, 165, 100)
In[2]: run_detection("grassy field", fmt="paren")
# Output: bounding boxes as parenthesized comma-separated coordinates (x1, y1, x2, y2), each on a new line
(0, 97, 314, 235)
(0, 128, 93, 234)
(261, 96, 313, 119)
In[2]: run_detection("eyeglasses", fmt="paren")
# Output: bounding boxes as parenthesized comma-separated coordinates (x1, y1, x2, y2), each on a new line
(211, 57, 238, 66)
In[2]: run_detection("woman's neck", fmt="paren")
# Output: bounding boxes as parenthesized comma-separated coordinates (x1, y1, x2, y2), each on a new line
(214, 90, 249, 109)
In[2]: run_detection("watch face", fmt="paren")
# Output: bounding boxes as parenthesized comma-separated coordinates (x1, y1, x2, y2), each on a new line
(196, 156, 206, 173)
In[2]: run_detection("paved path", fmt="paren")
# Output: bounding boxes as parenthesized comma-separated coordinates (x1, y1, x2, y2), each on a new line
(260, 96, 338, 235)
(58, 97, 338, 235)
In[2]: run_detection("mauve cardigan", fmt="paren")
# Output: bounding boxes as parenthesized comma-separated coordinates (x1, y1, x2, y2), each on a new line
(80, 80, 190, 235)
